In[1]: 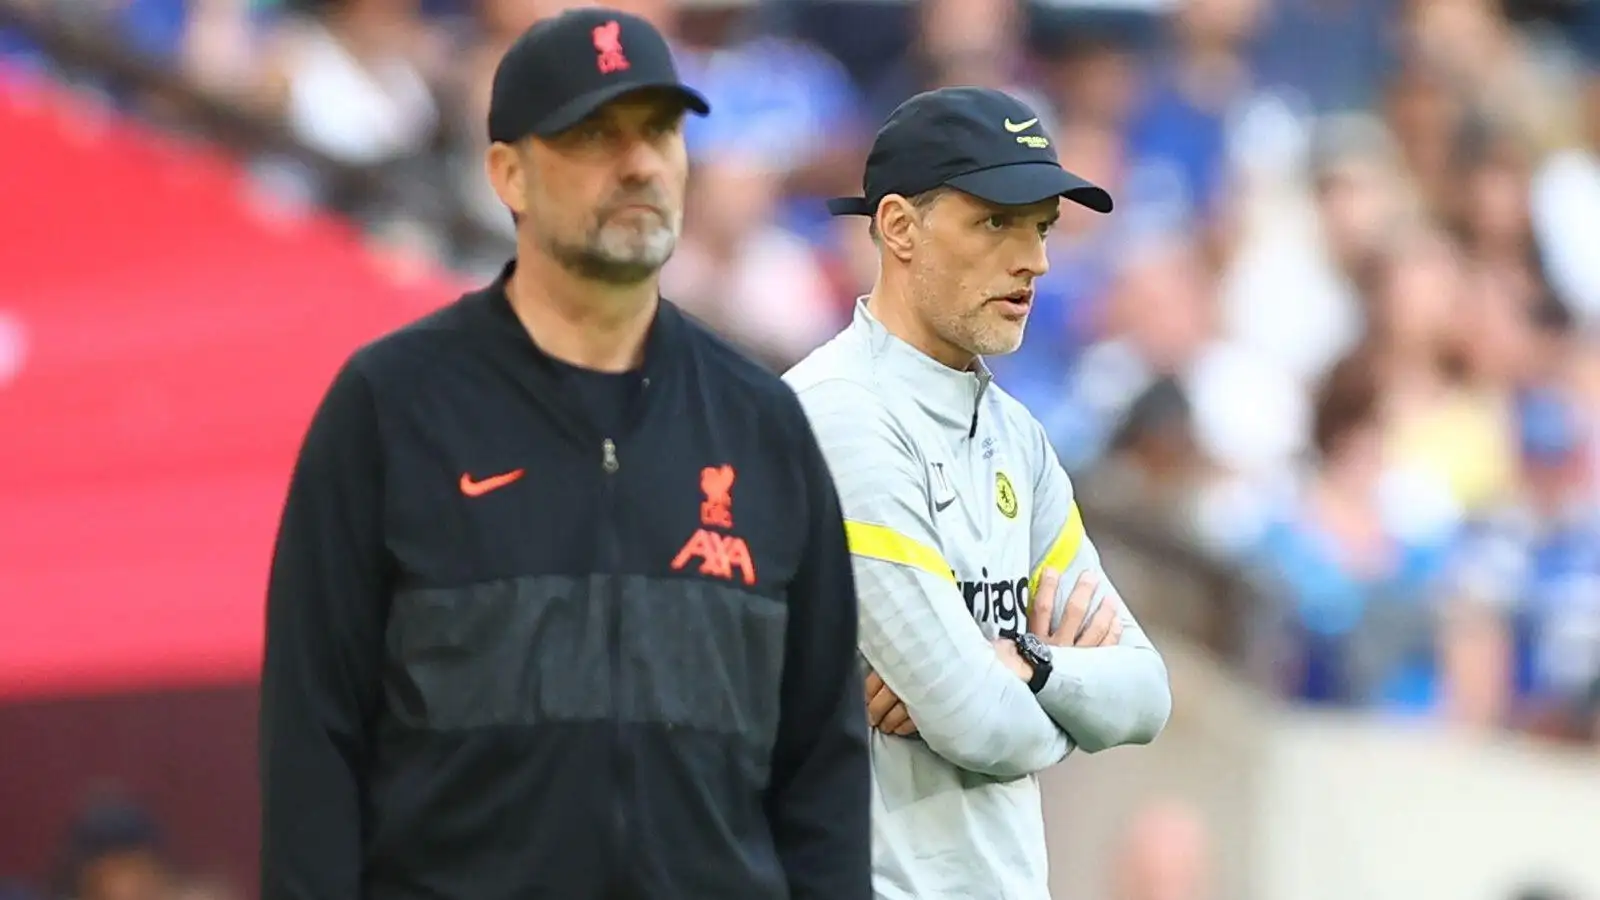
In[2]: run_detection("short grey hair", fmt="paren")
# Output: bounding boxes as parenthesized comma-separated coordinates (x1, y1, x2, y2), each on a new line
(867, 186, 952, 244)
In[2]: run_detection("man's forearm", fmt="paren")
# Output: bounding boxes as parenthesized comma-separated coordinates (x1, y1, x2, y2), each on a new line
(765, 437, 872, 899)
(1037, 644, 1171, 752)
(260, 362, 388, 899)
(898, 645, 1074, 778)
(259, 720, 367, 900)
(1028, 524, 1172, 753)
(857, 561, 1071, 778)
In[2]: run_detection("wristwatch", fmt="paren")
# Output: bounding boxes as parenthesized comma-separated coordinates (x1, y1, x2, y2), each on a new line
(1013, 632, 1053, 694)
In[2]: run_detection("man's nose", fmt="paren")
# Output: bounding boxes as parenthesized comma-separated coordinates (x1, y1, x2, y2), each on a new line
(1012, 233, 1050, 279)
(615, 134, 668, 184)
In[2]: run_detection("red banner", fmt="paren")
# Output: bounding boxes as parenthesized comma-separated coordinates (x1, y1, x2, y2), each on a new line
(0, 73, 465, 700)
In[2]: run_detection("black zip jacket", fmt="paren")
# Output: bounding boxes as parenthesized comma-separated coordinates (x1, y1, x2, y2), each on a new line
(259, 266, 870, 900)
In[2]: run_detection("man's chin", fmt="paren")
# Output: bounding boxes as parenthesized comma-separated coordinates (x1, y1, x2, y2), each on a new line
(972, 323, 1027, 358)
(551, 237, 676, 286)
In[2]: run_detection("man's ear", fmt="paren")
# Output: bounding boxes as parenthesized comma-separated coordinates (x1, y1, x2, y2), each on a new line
(876, 195, 920, 262)
(485, 140, 529, 216)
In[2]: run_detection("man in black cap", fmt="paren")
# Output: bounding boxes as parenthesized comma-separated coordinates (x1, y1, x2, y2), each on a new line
(785, 86, 1170, 898)
(260, 8, 871, 900)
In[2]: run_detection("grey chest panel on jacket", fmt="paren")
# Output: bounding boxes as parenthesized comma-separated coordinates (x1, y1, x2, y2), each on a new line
(383, 573, 789, 748)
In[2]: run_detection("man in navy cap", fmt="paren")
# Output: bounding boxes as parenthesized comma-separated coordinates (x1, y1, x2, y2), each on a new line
(261, 7, 871, 900)
(786, 86, 1170, 899)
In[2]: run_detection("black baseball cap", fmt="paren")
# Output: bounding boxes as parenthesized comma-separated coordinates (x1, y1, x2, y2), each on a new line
(828, 86, 1112, 217)
(488, 7, 710, 144)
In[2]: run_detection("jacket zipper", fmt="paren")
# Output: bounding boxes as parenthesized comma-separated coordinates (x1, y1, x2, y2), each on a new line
(602, 375, 649, 898)
(600, 436, 629, 896)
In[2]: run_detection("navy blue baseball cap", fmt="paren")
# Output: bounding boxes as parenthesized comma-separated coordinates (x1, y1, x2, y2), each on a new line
(488, 7, 710, 143)
(828, 86, 1113, 217)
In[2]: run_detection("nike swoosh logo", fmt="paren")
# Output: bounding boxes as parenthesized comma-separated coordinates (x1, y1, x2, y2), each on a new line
(1003, 117, 1038, 133)
(934, 496, 956, 512)
(460, 469, 525, 497)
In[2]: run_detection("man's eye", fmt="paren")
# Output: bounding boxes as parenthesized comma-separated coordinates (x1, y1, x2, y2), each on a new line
(984, 215, 1008, 231)
(1038, 220, 1057, 237)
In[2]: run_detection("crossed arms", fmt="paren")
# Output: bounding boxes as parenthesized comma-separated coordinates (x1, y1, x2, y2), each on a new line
(1022, 472, 1173, 754)
(795, 379, 1170, 777)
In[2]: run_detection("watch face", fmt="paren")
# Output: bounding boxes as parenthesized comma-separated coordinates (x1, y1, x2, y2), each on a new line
(1019, 633, 1047, 663)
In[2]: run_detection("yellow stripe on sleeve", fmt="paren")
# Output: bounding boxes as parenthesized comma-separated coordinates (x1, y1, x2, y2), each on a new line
(1029, 501, 1085, 596)
(844, 520, 957, 584)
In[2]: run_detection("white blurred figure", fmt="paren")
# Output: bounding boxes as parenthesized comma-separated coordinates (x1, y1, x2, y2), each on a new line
(249, 0, 451, 265)
(1531, 70, 1600, 326)
(1069, 229, 1307, 550)
(259, 0, 440, 168)
(1221, 113, 1411, 392)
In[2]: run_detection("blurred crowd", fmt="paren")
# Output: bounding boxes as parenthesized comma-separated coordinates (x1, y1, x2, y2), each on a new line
(9, 791, 1589, 900)
(4, 0, 1600, 763)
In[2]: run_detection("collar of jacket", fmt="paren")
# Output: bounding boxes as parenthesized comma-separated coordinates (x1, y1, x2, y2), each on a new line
(473, 258, 687, 383)
(849, 299, 992, 438)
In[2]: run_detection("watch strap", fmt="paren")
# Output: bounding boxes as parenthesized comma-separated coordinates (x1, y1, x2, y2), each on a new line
(1026, 658, 1051, 694)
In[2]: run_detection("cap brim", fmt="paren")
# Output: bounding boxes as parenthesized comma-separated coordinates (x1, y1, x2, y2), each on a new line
(826, 196, 873, 216)
(945, 162, 1114, 214)
(530, 82, 710, 138)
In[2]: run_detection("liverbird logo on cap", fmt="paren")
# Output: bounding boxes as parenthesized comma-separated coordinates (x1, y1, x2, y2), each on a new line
(592, 20, 630, 75)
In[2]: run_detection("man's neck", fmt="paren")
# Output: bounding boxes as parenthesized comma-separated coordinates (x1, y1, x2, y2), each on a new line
(508, 249, 658, 373)
(865, 278, 975, 371)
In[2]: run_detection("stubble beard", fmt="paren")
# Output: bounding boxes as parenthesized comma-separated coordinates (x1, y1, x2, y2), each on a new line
(544, 208, 682, 287)
(964, 308, 1028, 358)
(913, 270, 1028, 362)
